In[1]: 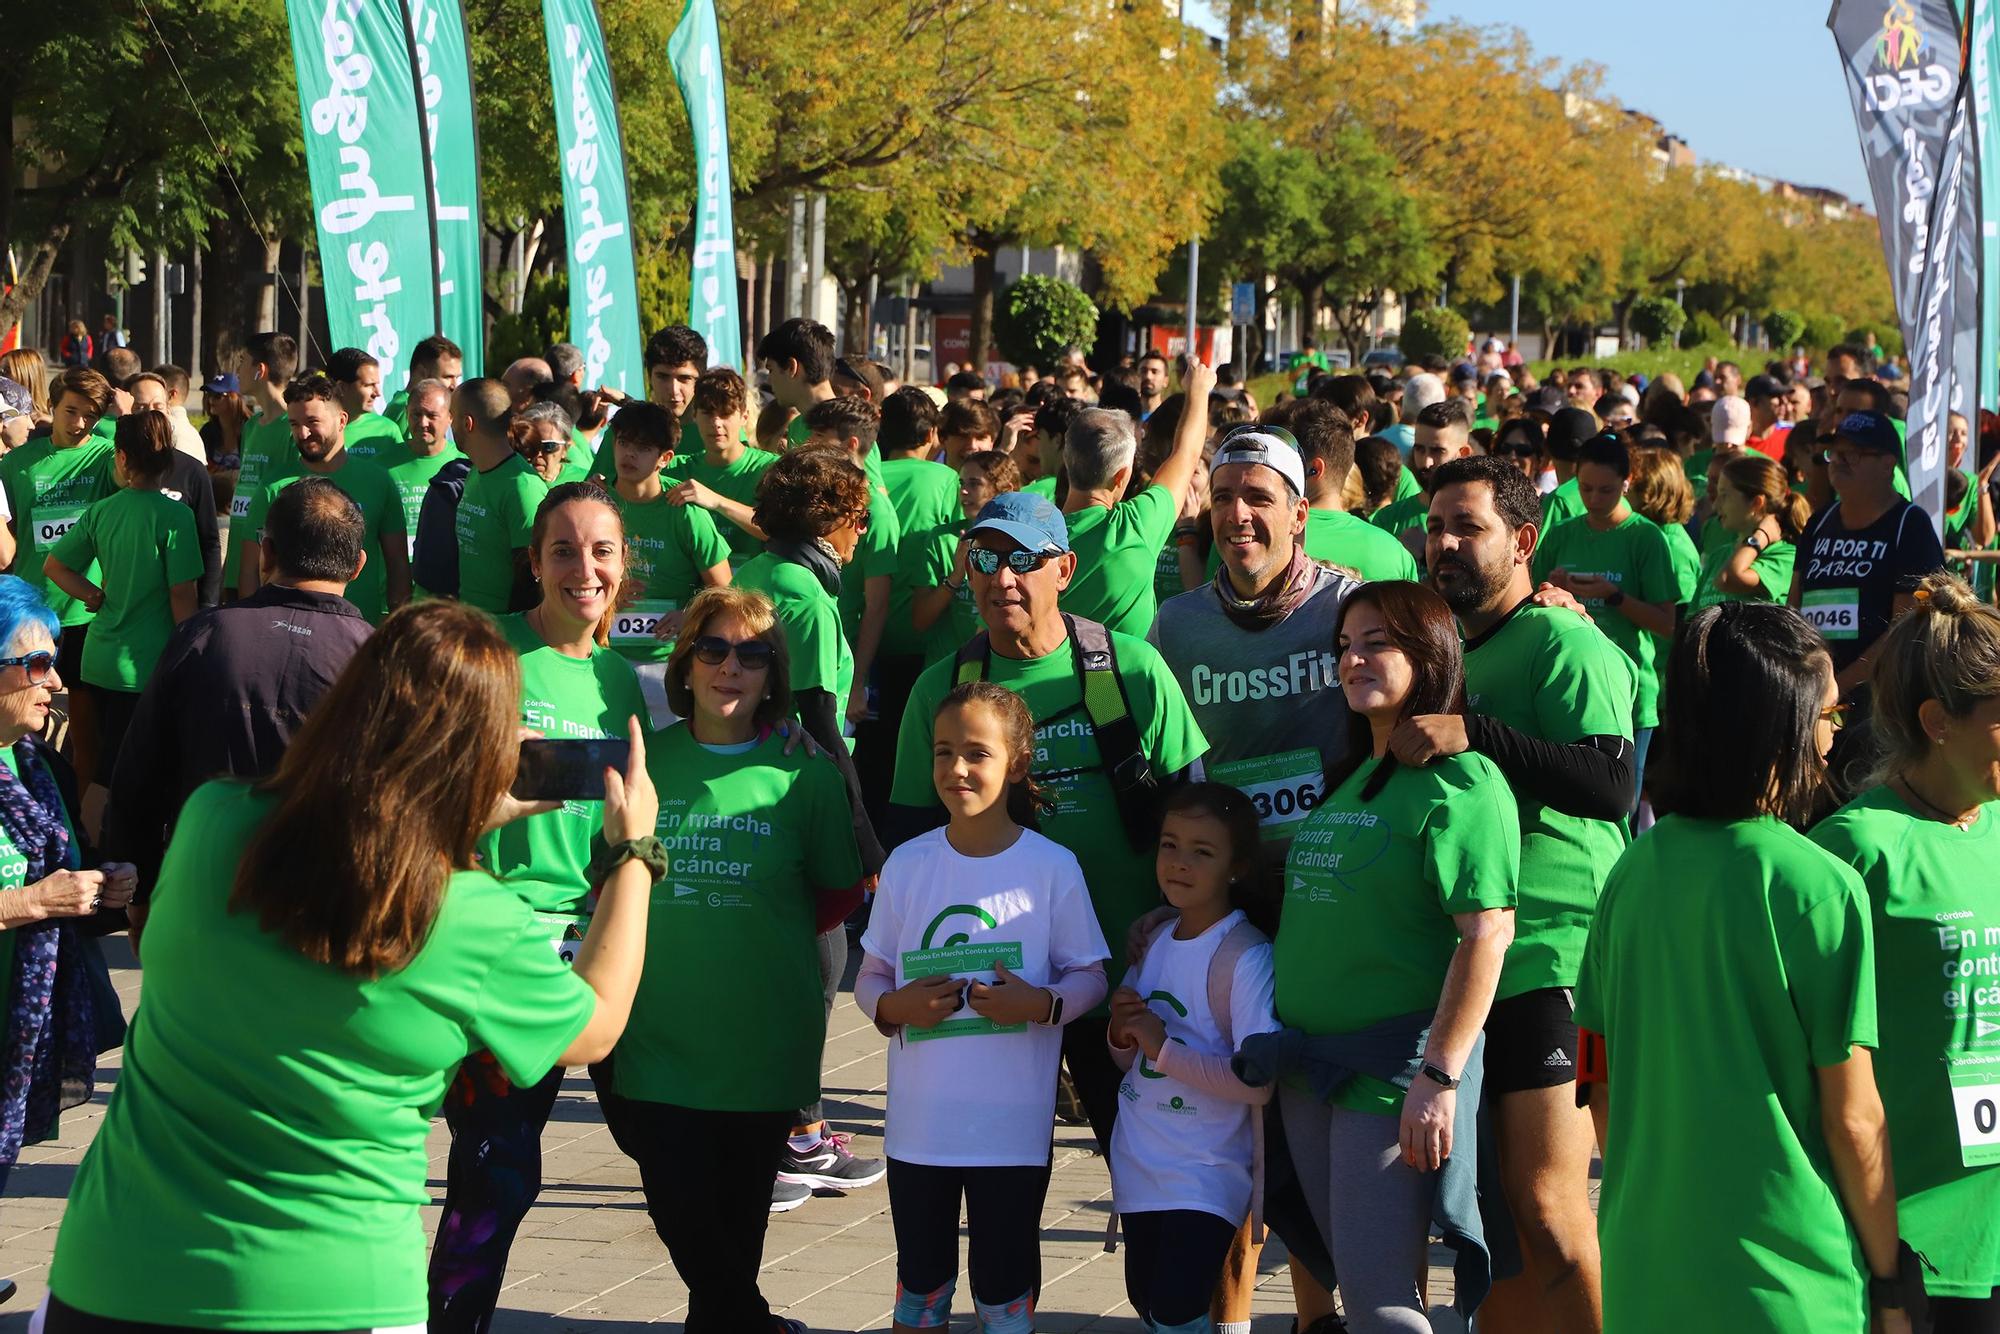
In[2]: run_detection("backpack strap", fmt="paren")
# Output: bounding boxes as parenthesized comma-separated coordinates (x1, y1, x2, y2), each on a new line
(954, 630, 991, 686)
(1204, 916, 1269, 1055)
(1063, 615, 1158, 850)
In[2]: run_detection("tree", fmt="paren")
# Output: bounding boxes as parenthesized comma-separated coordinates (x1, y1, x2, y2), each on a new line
(1762, 309, 1805, 354)
(1629, 296, 1686, 349)
(1401, 307, 1470, 363)
(994, 276, 1097, 372)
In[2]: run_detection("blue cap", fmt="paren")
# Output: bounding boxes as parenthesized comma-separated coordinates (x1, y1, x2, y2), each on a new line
(201, 371, 240, 394)
(969, 491, 1070, 555)
(1833, 410, 1903, 456)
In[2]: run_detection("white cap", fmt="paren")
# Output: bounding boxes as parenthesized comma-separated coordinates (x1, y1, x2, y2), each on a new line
(1711, 395, 1751, 446)
(1213, 428, 1308, 497)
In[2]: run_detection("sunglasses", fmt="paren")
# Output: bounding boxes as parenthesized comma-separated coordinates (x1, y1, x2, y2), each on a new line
(968, 547, 1060, 576)
(0, 651, 57, 685)
(691, 636, 775, 670)
(519, 440, 566, 458)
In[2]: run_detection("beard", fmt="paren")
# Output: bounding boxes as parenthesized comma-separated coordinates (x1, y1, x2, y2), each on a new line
(1430, 549, 1509, 616)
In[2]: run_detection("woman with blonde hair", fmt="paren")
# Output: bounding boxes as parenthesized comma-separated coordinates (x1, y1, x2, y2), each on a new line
(41, 600, 659, 1332)
(1693, 452, 1810, 611)
(1626, 445, 1700, 619)
(0, 349, 51, 424)
(1813, 571, 2000, 1332)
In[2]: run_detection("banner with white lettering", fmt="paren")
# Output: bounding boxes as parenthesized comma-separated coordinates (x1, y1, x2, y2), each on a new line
(1829, 0, 1971, 532)
(286, 0, 433, 399)
(669, 0, 744, 370)
(404, 0, 485, 370)
(541, 0, 644, 396)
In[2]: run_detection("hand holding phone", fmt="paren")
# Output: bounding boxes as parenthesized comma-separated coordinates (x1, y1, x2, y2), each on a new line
(511, 738, 632, 802)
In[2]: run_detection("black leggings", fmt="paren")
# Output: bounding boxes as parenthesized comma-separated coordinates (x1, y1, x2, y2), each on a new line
(1936, 1292, 2000, 1333)
(1119, 1208, 1240, 1328)
(887, 1158, 1052, 1306)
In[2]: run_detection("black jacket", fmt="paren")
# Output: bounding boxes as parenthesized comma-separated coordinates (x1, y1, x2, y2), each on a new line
(101, 583, 372, 896)
(158, 451, 224, 607)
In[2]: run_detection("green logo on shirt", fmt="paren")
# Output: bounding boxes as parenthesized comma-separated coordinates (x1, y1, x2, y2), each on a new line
(1137, 989, 1188, 1080)
(920, 904, 1000, 949)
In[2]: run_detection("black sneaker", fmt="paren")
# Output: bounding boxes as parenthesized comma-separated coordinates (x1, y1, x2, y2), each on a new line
(770, 1176, 812, 1213)
(776, 1129, 886, 1190)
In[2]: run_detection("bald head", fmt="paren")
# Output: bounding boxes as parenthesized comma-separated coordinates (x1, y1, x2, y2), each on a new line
(452, 377, 514, 455)
(502, 357, 554, 409)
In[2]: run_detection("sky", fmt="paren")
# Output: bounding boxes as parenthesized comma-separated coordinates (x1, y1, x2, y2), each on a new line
(1183, 0, 1875, 205)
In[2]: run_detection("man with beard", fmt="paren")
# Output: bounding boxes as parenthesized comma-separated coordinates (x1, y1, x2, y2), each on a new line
(1392, 454, 1635, 1334)
(1148, 423, 1359, 1334)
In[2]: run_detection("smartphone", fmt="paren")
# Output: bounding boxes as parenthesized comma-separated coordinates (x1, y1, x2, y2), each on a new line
(511, 739, 630, 802)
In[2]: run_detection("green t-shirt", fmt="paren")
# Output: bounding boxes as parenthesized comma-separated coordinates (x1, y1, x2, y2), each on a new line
(385, 445, 465, 549)
(736, 552, 853, 709)
(455, 454, 548, 615)
(1575, 815, 1874, 1334)
(1391, 466, 1423, 504)
(49, 488, 203, 690)
(1279, 753, 1519, 1113)
(678, 446, 779, 565)
(621, 726, 863, 1110)
(1060, 485, 1179, 638)
(0, 436, 117, 626)
(1693, 534, 1797, 611)
(837, 474, 904, 648)
(47, 782, 594, 1330)
(1025, 476, 1060, 501)
(1662, 519, 1700, 606)
(1305, 509, 1421, 582)
(880, 456, 963, 661)
(1538, 476, 1583, 537)
(233, 411, 299, 523)
(1369, 491, 1429, 547)
(255, 457, 406, 624)
(608, 489, 730, 664)
(339, 412, 404, 461)
(381, 389, 409, 433)
(1531, 511, 1677, 730)
(1463, 604, 1633, 997)
(476, 613, 648, 916)
(1811, 788, 2000, 1297)
(890, 631, 1207, 994)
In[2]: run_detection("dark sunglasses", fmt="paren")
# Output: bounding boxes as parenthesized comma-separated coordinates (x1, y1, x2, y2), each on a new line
(691, 636, 775, 670)
(0, 651, 57, 685)
(519, 440, 566, 458)
(968, 547, 1059, 576)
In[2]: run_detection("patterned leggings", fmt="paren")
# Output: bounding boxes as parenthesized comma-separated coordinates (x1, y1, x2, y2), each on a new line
(426, 1055, 566, 1334)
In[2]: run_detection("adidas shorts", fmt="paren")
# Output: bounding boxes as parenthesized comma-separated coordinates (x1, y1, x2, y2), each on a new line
(1482, 986, 1578, 1095)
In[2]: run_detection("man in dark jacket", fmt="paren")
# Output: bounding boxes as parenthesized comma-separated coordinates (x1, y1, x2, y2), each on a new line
(104, 479, 372, 929)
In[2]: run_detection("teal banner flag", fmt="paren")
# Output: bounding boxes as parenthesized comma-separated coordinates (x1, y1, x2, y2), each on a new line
(542, 0, 644, 395)
(405, 0, 485, 370)
(1973, 0, 1999, 410)
(669, 0, 744, 370)
(286, 0, 435, 399)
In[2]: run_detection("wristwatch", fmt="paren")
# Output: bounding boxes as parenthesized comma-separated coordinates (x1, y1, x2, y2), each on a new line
(1041, 990, 1065, 1027)
(1605, 589, 1626, 608)
(1868, 1273, 1903, 1310)
(1744, 532, 1769, 552)
(1419, 1062, 1462, 1091)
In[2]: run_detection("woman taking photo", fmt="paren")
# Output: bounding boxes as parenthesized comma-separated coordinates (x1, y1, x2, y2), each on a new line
(1693, 452, 1808, 612)
(42, 600, 659, 1332)
(430, 481, 650, 1333)
(1275, 580, 1517, 1333)
(0, 575, 134, 1300)
(603, 585, 865, 1333)
(43, 409, 203, 787)
(1813, 572, 2000, 1331)
(1576, 601, 1910, 1334)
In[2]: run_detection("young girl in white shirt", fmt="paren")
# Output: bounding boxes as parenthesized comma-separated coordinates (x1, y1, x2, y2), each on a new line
(1109, 782, 1280, 1334)
(856, 682, 1110, 1334)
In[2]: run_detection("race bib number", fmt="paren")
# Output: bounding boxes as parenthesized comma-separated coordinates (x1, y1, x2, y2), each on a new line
(899, 940, 1026, 1042)
(34, 505, 85, 547)
(532, 910, 592, 967)
(1211, 749, 1323, 838)
(230, 493, 253, 520)
(1802, 589, 1860, 641)
(611, 600, 676, 645)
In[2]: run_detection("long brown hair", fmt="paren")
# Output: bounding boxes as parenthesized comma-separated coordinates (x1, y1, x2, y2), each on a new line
(1326, 580, 1468, 799)
(531, 481, 625, 646)
(230, 601, 522, 975)
(115, 409, 175, 485)
(1719, 452, 1812, 542)
(937, 681, 1047, 829)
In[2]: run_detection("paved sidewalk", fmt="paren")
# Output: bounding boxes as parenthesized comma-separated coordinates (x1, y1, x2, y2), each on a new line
(0, 939, 1474, 1333)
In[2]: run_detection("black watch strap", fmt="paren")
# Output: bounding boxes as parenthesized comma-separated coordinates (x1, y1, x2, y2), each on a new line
(1419, 1061, 1461, 1090)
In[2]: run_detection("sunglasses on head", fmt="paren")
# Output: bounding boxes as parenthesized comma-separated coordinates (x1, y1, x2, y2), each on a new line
(0, 651, 57, 686)
(691, 636, 775, 670)
(968, 547, 1059, 576)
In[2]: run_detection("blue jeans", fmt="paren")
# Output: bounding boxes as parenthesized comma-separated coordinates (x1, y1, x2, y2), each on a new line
(1632, 727, 1655, 817)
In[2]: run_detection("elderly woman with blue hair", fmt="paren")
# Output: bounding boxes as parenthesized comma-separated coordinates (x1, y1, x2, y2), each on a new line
(0, 575, 134, 1288)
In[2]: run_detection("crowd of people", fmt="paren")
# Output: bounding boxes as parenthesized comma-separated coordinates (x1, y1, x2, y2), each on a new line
(0, 315, 1990, 1334)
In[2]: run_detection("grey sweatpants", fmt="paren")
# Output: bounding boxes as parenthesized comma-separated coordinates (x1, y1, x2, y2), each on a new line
(1279, 1084, 1435, 1333)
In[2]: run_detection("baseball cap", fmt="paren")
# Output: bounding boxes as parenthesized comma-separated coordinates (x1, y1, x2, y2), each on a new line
(1546, 407, 1600, 459)
(1449, 364, 1479, 387)
(1212, 425, 1308, 497)
(1744, 373, 1786, 401)
(1711, 396, 1751, 446)
(201, 371, 240, 394)
(1527, 384, 1567, 416)
(969, 491, 1071, 555)
(1832, 410, 1903, 456)
(0, 378, 31, 424)
(832, 355, 885, 401)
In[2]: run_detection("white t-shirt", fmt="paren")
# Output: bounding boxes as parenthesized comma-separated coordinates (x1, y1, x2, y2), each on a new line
(860, 825, 1109, 1168)
(1107, 911, 1279, 1223)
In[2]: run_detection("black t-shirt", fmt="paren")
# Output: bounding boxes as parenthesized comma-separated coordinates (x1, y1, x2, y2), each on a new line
(1798, 499, 1945, 670)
